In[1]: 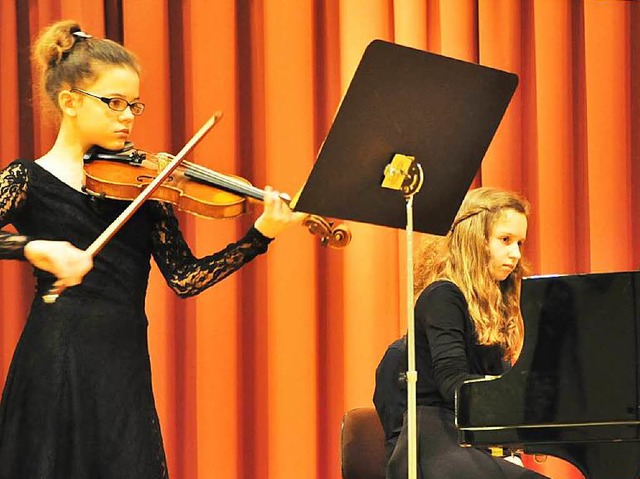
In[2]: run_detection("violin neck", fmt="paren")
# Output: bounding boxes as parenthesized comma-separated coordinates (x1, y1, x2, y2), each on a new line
(183, 164, 276, 204)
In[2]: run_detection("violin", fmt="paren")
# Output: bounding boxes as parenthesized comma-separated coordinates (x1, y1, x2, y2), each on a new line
(82, 143, 351, 248)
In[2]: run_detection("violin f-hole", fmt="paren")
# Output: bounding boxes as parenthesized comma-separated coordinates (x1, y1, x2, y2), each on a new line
(137, 174, 174, 183)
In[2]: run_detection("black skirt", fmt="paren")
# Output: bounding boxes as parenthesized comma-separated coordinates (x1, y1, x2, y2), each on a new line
(386, 406, 550, 479)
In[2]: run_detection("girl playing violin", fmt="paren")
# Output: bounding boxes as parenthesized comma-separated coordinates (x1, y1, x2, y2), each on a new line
(0, 19, 302, 478)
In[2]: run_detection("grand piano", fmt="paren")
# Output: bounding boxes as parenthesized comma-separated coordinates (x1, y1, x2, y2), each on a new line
(455, 271, 640, 479)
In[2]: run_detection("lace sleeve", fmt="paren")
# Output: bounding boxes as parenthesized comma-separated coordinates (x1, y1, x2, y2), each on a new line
(150, 202, 272, 298)
(0, 162, 30, 260)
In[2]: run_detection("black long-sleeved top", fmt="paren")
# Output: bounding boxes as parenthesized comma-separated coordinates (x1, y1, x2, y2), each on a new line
(414, 280, 507, 410)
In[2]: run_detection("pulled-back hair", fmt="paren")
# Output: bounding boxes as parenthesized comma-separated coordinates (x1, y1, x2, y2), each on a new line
(32, 19, 140, 115)
(414, 187, 530, 362)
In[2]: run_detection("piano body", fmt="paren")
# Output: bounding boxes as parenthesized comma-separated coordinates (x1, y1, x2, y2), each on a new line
(456, 271, 640, 479)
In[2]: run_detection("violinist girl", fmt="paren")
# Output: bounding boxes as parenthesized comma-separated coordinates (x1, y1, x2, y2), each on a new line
(387, 187, 549, 479)
(0, 19, 302, 478)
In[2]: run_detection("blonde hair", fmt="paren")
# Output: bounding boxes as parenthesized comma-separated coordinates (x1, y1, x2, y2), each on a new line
(32, 19, 140, 116)
(414, 187, 530, 362)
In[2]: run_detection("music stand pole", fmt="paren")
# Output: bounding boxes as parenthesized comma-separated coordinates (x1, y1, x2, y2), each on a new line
(382, 154, 424, 479)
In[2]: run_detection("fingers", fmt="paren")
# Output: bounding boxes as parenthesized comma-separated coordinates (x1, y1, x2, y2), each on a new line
(44, 252, 90, 303)
(43, 248, 92, 302)
(53, 242, 93, 286)
(25, 239, 93, 287)
(254, 186, 305, 238)
(262, 186, 287, 218)
(64, 251, 93, 286)
(48, 283, 65, 299)
(263, 186, 284, 215)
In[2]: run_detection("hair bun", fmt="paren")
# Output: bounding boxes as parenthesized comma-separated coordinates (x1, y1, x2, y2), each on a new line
(32, 20, 81, 68)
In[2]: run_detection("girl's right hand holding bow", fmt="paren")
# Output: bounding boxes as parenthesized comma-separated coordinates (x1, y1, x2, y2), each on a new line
(24, 240, 93, 290)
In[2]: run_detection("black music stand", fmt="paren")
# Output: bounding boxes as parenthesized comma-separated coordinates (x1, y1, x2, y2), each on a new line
(293, 39, 518, 479)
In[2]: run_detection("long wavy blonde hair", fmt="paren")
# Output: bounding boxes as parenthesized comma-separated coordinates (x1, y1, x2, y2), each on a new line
(414, 187, 530, 362)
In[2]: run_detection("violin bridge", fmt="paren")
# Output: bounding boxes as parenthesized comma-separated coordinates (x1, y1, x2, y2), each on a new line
(155, 152, 174, 172)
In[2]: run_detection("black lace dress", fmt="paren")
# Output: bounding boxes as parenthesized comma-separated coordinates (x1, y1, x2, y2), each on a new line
(0, 159, 272, 478)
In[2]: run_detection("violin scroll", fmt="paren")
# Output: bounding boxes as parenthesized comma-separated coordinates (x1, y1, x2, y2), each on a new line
(303, 215, 351, 248)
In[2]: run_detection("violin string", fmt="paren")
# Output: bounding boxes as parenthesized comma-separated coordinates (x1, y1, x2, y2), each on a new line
(182, 162, 266, 201)
(184, 163, 263, 199)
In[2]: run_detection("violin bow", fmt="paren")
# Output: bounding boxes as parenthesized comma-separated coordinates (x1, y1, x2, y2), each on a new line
(43, 112, 223, 304)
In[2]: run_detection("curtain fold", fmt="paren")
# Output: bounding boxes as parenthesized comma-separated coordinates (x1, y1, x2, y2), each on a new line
(0, 1, 638, 478)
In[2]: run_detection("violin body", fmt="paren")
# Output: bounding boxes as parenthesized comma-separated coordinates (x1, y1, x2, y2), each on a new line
(84, 151, 250, 219)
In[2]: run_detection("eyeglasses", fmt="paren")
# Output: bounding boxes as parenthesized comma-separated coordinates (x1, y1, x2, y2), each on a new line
(71, 88, 145, 116)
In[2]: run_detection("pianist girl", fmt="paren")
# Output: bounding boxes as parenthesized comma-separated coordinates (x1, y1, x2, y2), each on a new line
(386, 187, 549, 479)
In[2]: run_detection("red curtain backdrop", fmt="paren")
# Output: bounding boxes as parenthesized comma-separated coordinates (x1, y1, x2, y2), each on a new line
(1, 1, 639, 478)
